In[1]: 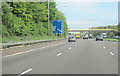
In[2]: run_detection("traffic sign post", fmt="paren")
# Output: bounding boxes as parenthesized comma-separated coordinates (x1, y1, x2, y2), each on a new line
(52, 20, 64, 34)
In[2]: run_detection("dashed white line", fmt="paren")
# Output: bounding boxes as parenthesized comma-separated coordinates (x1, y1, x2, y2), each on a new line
(3, 43, 63, 58)
(18, 68, 32, 76)
(69, 47, 72, 50)
(103, 47, 106, 49)
(57, 53, 62, 56)
(0, 49, 4, 50)
(110, 52, 114, 55)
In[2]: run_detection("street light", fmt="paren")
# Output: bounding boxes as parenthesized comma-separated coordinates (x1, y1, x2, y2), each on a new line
(48, 0, 50, 39)
(60, 5, 67, 37)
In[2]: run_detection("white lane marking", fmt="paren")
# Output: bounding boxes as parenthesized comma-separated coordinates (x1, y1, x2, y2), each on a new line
(0, 49, 4, 50)
(75, 45, 77, 46)
(19, 68, 32, 75)
(69, 47, 72, 50)
(110, 52, 114, 55)
(3, 43, 63, 58)
(57, 53, 62, 56)
(103, 47, 106, 49)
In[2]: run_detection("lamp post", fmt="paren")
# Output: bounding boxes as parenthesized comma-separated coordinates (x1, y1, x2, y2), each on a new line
(48, 0, 50, 39)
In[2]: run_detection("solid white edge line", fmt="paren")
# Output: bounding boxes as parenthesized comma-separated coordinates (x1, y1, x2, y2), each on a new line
(57, 53, 62, 56)
(3, 43, 63, 58)
(20, 68, 32, 75)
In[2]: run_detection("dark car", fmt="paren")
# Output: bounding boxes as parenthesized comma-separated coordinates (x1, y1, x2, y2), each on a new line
(96, 35, 103, 41)
(113, 36, 116, 39)
(68, 36, 76, 42)
(89, 36, 92, 39)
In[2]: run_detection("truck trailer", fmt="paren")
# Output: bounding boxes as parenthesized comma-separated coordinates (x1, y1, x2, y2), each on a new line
(76, 33, 80, 39)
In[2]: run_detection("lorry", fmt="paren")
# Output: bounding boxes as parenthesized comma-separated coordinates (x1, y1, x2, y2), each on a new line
(101, 33, 108, 38)
(75, 33, 80, 39)
(89, 33, 92, 39)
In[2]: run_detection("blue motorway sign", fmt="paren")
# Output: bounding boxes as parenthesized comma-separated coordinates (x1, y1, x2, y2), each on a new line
(52, 20, 64, 34)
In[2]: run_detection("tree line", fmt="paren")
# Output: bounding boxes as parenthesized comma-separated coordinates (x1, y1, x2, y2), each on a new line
(89, 25, 119, 37)
(2, 2, 68, 42)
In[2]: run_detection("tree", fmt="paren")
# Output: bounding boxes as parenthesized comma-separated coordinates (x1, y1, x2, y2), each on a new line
(2, 1, 68, 42)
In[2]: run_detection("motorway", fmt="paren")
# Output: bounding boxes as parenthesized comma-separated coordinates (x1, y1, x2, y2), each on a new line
(2, 39, 118, 75)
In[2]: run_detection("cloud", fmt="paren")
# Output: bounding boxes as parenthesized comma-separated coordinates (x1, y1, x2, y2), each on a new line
(67, 20, 99, 29)
(56, 1, 118, 29)
(65, 2, 98, 14)
(56, 2, 99, 15)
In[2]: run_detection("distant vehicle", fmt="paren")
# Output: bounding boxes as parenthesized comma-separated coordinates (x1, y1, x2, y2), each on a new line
(83, 34, 88, 39)
(68, 36, 76, 42)
(101, 33, 107, 38)
(113, 36, 116, 39)
(96, 35, 103, 41)
(113, 36, 120, 39)
(116, 36, 120, 39)
(76, 33, 80, 39)
(103, 35, 107, 38)
(89, 34, 92, 39)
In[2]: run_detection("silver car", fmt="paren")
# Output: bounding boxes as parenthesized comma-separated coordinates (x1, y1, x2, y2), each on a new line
(68, 36, 76, 42)
(96, 35, 103, 41)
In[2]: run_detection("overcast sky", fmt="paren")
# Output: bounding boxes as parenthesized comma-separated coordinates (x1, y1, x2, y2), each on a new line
(55, 0, 118, 29)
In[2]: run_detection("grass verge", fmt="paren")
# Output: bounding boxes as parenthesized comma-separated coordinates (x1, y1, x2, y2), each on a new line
(104, 38, 120, 42)
(2, 36, 64, 43)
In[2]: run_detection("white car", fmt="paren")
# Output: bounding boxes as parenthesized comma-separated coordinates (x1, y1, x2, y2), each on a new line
(83, 34, 88, 39)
